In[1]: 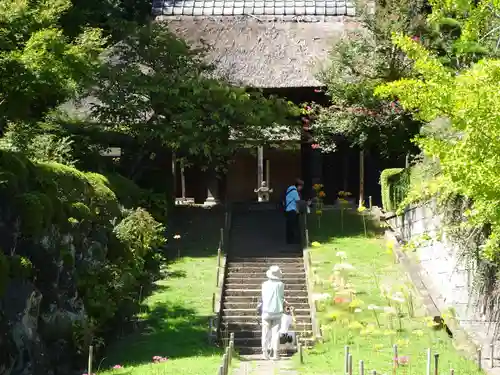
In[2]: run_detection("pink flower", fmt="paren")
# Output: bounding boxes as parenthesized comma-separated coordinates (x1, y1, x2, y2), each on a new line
(395, 356, 409, 365)
(314, 89, 322, 93)
(311, 144, 321, 149)
(306, 106, 312, 111)
(153, 356, 168, 363)
(411, 36, 420, 42)
(113, 364, 123, 369)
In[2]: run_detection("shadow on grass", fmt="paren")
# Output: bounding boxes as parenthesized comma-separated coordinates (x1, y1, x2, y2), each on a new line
(168, 205, 225, 259)
(103, 302, 221, 367)
(307, 209, 383, 244)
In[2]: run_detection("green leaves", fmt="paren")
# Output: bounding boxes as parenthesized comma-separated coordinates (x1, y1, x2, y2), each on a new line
(314, 0, 428, 157)
(90, 24, 299, 170)
(375, 1, 500, 261)
(0, 0, 105, 129)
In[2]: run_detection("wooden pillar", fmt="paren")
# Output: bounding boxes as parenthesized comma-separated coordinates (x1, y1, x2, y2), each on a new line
(359, 149, 364, 207)
(180, 159, 186, 199)
(257, 146, 264, 187)
(171, 151, 177, 200)
(265, 159, 270, 186)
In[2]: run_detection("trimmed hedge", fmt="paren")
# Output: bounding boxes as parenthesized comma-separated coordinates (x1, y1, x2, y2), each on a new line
(380, 168, 410, 212)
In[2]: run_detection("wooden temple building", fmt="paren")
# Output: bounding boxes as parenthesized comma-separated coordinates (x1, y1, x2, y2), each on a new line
(152, 2, 393, 205)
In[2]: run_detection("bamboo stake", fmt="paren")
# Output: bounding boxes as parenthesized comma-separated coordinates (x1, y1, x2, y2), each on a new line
(372, 371, 377, 375)
(348, 354, 353, 375)
(393, 344, 398, 370)
(88, 346, 93, 375)
(491, 343, 495, 368)
(229, 340, 234, 365)
(222, 353, 228, 375)
(434, 353, 439, 375)
(426, 348, 432, 375)
(345, 346, 350, 374)
(218, 365, 224, 375)
(478, 347, 483, 369)
(450, 369, 454, 375)
(212, 293, 215, 313)
(220, 228, 224, 250)
(359, 360, 364, 375)
(226, 346, 231, 366)
(369, 196, 372, 209)
(298, 343, 304, 364)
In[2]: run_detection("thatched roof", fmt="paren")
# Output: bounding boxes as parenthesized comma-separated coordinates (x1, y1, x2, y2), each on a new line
(152, 0, 354, 16)
(156, 16, 358, 88)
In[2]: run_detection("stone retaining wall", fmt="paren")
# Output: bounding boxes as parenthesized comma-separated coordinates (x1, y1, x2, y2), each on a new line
(386, 199, 499, 349)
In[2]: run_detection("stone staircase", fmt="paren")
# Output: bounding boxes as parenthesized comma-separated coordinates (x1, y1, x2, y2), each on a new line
(219, 204, 313, 356)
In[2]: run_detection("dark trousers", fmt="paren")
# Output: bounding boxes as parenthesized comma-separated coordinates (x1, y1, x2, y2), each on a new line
(285, 210, 300, 244)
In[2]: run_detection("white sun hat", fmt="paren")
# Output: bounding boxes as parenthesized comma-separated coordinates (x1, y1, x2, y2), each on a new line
(266, 265, 283, 280)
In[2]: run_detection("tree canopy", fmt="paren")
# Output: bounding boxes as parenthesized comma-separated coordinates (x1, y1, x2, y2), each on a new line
(313, 0, 500, 158)
(375, 0, 500, 261)
(0, 0, 105, 129)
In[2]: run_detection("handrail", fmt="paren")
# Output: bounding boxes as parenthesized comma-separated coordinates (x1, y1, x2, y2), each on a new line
(214, 204, 232, 344)
(301, 213, 322, 341)
(216, 333, 235, 375)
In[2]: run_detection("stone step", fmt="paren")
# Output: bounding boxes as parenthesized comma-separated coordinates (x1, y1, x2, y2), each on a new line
(234, 336, 315, 347)
(223, 309, 310, 317)
(227, 267, 304, 275)
(228, 262, 304, 269)
(223, 301, 311, 310)
(223, 295, 309, 304)
(230, 251, 303, 258)
(225, 283, 306, 291)
(225, 289, 308, 298)
(227, 330, 314, 339)
(226, 277, 305, 285)
(223, 321, 313, 331)
(229, 257, 303, 264)
(223, 315, 311, 324)
(227, 271, 305, 279)
(236, 347, 297, 355)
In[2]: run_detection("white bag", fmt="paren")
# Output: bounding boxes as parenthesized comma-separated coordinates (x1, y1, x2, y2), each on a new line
(279, 313, 293, 334)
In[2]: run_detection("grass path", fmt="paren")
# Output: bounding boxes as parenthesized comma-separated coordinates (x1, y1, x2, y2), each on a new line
(99, 206, 225, 375)
(295, 209, 483, 375)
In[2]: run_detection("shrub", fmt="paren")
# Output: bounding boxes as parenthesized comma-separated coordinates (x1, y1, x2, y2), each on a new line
(0, 149, 166, 370)
(114, 208, 166, 258)
(380, 168, 410, 212)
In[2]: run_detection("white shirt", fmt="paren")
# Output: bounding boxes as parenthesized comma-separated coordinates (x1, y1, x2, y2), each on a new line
(261, 279, 285, 316)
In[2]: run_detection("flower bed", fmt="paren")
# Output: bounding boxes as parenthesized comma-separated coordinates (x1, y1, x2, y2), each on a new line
(297, 210, 484, 375)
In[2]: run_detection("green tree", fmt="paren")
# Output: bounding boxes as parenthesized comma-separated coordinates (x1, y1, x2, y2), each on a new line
(89, 24, 299, 178)
(375, 28, 500, 261)
(314, 0, 500, 157)
(0, 0, 105, 130)
(312, 0, 429, 157)
(60, 0, 152, 41)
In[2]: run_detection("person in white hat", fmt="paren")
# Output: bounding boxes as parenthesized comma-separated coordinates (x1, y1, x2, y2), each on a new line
(261, 265, 285, 360)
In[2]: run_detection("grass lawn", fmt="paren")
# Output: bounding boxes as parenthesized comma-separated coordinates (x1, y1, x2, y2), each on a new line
(98, 206, 229, 375)
(296, 209, 483, 375)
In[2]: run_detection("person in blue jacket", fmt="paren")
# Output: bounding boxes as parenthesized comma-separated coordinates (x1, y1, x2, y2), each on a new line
(284, 179, 304, 244)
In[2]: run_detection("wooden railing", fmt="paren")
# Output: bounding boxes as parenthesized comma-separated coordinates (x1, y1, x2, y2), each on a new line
(338, 344, 486, 375)
(301, 211, 321, 342)
(217, 333, 235, 375)
(211, 205, 232, 344)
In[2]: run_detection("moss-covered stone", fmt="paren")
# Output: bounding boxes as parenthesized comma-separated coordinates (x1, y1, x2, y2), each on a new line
(15, 193, 48, 236)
